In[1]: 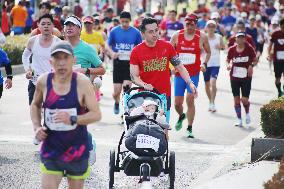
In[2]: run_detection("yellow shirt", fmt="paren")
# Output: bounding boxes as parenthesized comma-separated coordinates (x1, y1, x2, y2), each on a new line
(80, 29, 105, 52)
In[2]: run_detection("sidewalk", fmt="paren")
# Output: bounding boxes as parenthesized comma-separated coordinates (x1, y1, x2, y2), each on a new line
(195, 161, 279, 189)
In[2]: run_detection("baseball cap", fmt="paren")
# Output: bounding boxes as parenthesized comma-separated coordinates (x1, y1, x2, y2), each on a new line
(206, 20, 217, 27)
(83, 16, 94, 23)
(185, 13, 198, 22)
(271, 18, 279, 25)
(211, 12, 220, 19)
(64, 15, 82, 28)
(236, 31, 246, 37)
(241, 12, 247, 18)
(249, 15, 255, 20)
(51, 41, 74, 56)
(142, 100, 158, 107)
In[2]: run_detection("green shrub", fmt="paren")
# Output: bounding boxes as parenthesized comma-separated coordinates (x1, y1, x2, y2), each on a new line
(1, 35, 29, 65)
(261, 97, 284, 138)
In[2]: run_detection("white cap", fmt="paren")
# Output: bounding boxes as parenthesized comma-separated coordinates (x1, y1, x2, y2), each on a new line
(256, 14, 262, 21)
(64, 16, 82, 28)
(271, 19, 279, 25)
(206, 20, 217, 27)
(142, 100, 158, 107)
(211, 12, 220, 19)
(241, 12, 247, 18)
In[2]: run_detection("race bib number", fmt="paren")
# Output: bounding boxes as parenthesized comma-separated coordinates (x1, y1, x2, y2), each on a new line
(73, 64, 81, 70)
(118, 50, 131, 61)
(136, 134, 160, 152)
(232, 67, 247, 78)
(45, 108, 77, 131)
(276, 51, 284, 60)
(179, 53, 196, 65)
(31, 73, 40, 85)
(167, 29, 176, 38)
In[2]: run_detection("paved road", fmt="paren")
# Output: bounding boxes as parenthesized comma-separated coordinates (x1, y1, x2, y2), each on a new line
(0, 51, 277, 189)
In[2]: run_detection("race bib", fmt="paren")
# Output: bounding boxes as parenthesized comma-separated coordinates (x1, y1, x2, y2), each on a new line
(232, 67, 247, 78)
(72, 64, 81, 70)
(276, 51, 284, 60)
(179, 53, 196, 65)
(31, 73, 40, 85)
(136, 134, 160, 152)
(167, 29, 176, 38)
(118, 50, 131, 61)
(45, 108, 77, 131)
(225, 25, 232, 31)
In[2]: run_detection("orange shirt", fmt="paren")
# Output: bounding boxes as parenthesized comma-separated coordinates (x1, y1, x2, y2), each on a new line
(11, 5, 28, 27)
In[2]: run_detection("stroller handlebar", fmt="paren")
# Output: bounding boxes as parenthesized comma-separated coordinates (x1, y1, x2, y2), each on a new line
(125, 87, 161, 95)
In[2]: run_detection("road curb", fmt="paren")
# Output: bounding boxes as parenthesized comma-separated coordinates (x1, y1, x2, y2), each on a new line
(0, 64, 25, 77)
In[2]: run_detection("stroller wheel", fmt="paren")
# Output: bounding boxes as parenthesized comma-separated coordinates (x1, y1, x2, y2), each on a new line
(109, 149, 115, 188)
(169, 151, 175, 189)
(141, 163, 151, 182)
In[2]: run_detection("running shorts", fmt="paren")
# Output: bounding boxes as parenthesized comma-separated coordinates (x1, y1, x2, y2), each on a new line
(40, 158, 90, 179)
(230, 79, 252, 98)
(174, 74, 200, 96)
(113, 59, 131, 84)
(273, 61, 284, 78)
(203, 67, 220, 82)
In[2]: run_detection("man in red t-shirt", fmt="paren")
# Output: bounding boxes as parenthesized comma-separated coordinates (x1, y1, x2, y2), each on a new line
(228, 20, 255, 49)
(227, 31, 257, 127)
(267, 18, 284, 97)
(170, 13, 211, 138)
(130, 17, 197, 124)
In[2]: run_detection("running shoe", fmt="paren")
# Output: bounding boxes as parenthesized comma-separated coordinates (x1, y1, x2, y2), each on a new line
(234, 118, 243, 127)
(175, 113, 186, 131)
(187, 129, 194, 138)
(246, 114, 251, 125)
(114, 103, 120, 114)
(208, 103, 213, 111)
(211, 104, 217, 112)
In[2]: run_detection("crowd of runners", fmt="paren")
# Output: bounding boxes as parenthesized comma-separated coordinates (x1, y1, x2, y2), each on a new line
(1, 0, 284, 188)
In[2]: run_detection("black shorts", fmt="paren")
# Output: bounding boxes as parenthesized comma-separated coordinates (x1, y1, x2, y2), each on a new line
(28, 81, 36, 105)
(230, 79, 252, 98)
(273, 61, 284, 78)
(113, 59, 131, 84)
(256, 43, 264, 54)
(0, 84, 3, 99)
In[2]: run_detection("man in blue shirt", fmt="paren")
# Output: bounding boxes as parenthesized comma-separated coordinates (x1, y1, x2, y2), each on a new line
(107, 11, 142, 115)
(0, 49, 13, 98)
(221, 7, 236, 38)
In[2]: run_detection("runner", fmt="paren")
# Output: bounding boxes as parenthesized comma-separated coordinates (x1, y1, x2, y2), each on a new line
(160, 10, 184, 41)
(106, 11, 142, 115)
(30, 41, 101, 189)
(170, 13, 211, 138)
(130, 17, 197, 125)
(64, 15, 105, 80)
(22, 14, 61, 105)
(227, 31, 258, 127)
(267, 18, 284, 97)
(203, 20, 224, 112)
(0, 48, 13, 99)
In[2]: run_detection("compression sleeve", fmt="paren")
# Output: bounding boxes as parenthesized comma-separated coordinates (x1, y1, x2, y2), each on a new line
(22, 48, 32, 71)
(170, 55, 181, 66)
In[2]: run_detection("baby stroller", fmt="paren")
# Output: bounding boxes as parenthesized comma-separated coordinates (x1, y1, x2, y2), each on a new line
(109, 87, 175, 189)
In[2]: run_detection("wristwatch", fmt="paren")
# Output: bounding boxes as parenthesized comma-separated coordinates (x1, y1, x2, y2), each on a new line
(85, 68, 90, 75)
(70, 116, 77, 125)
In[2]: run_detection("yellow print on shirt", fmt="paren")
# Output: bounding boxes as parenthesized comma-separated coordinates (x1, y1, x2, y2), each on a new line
(143, 57, 168, 72)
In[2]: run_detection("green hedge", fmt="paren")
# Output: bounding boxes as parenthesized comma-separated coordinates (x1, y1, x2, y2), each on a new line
(1, 35, 28, 66)
(260, 97, 284, 138)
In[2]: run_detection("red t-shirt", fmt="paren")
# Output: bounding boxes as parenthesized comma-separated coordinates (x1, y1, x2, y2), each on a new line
(130, 40, 177, 96)
(227, 42, 256, 81)
(228, 34, 255, 49)
(270, 29, 284, 61)
(175, 29, 201, 76)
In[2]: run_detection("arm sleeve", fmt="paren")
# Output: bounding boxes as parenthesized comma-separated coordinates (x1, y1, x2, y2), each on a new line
(5, 63, 13, 79)
(22, 48, 32, 71)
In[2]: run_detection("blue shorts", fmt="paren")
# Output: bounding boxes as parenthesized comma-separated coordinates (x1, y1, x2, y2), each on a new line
(174, 74, 199, 96)
(11, 27, 24, 35)
(203, 67, 220, 82)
